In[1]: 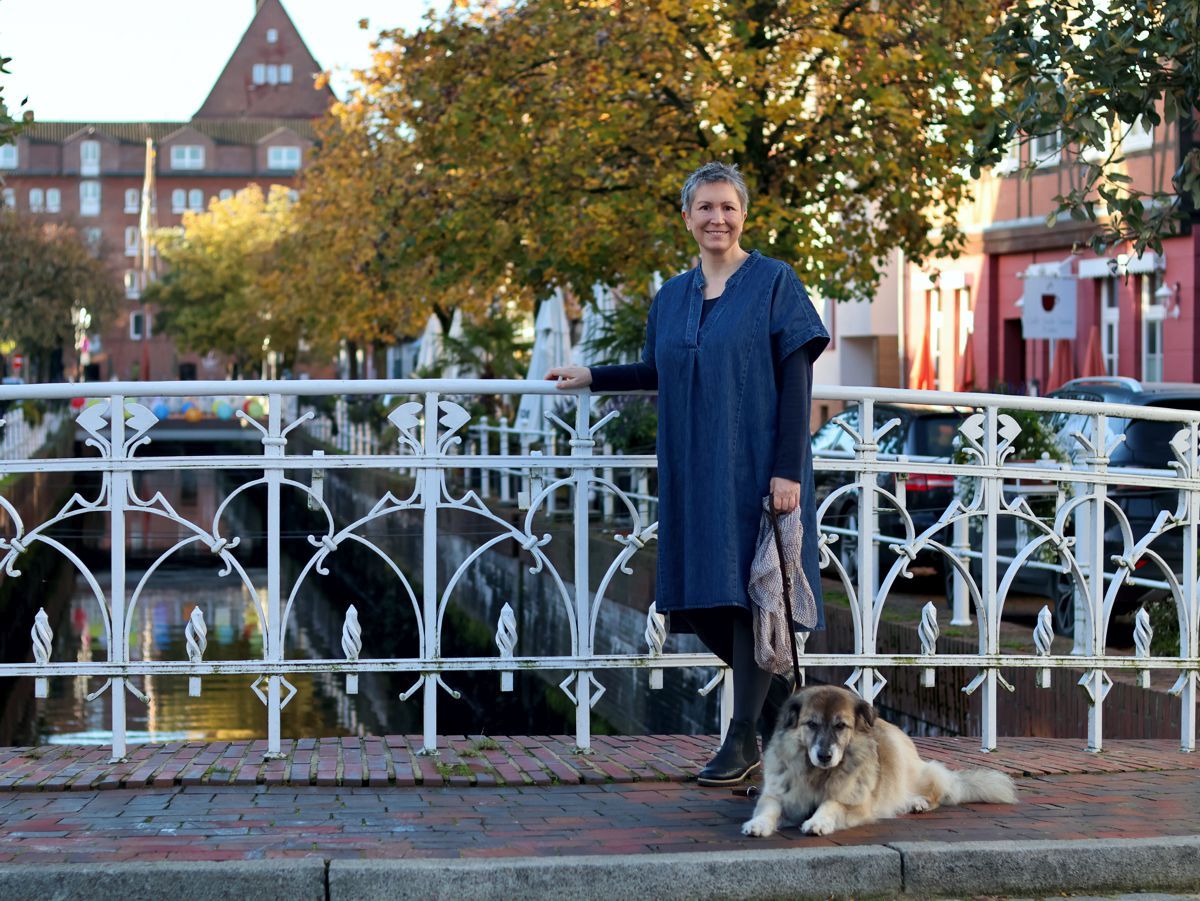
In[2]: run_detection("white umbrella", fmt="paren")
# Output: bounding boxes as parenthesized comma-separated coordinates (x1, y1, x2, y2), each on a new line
(443, 309, 474, 380)
(571, 283, 616, 368)
(414, 314, 443, 374)
(515, 290, 573, 436)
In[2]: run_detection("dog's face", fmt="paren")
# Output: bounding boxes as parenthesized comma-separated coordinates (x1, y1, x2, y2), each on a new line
(776, 686, 876, 770)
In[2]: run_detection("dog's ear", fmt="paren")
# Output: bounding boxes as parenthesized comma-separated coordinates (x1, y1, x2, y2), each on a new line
(783, 699, 802, 732)
(854, 698, 876, 731)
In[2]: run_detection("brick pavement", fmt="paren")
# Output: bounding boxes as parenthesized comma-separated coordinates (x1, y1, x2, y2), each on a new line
(0, 736, 1196, 865)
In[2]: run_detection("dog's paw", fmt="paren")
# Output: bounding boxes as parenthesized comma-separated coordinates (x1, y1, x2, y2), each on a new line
(907, 795, 931, 814)
(800, 811, 838, 836)
(741, 815, 777, 838)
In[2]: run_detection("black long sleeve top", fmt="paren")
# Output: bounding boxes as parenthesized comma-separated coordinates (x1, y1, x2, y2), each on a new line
(589, 294, 814, 482)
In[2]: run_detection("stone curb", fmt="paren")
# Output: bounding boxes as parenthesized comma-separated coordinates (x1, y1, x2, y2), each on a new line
(3, 837, 1200, 899)
(0, 859, 327, 901)
(892, 835, 1200, 896)
(328, 846, 901, 900)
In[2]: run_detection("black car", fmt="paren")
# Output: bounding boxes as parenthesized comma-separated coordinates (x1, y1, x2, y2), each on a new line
(812, 404, 968, 586)
(952, 377, 1200, 636)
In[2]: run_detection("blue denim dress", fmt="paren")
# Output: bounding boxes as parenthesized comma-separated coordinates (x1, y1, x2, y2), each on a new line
(645, 251, 829, 627)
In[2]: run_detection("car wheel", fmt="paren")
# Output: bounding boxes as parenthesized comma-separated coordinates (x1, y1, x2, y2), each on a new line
(1051, 574, 1076, 637)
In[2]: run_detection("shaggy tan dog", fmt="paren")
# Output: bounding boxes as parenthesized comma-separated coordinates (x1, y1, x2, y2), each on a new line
(742, 685, 1017, 837)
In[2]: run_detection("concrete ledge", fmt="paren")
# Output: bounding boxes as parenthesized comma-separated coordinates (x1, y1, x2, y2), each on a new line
(893, 836, 1200, 896)
(0, 859, 327, 901)
(329, 846, 902, 900)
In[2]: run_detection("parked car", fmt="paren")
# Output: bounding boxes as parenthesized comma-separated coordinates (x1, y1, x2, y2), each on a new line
(951, 377, 1200, 636)
(812, 403, 969, 585)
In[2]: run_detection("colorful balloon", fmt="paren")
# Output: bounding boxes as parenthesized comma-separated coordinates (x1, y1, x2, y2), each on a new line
(184, 406, 203, 423)
(216, 401, 234, 420)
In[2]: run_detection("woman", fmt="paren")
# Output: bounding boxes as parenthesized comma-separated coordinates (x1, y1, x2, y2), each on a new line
(547, 162, 829, 785)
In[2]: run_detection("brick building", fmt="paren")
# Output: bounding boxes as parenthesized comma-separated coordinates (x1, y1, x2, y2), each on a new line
(0, 0, 333, 381)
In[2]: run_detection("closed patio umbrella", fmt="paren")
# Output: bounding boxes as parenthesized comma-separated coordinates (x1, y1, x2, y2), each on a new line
(1081, 325, 1106, 378)
(1047, 338, 1076, 392)
(515, 290, 573, 437)
(957, 332, 977, 393)
(910, 326, 935, 391)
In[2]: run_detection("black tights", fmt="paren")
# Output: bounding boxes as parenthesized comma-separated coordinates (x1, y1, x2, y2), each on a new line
(679, 607, 773, 725)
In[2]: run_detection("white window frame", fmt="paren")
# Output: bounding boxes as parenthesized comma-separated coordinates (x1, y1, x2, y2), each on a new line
(267, 145, 301, 171)
(79, 180, 101, 216)
(1120, 116, 1154, 154)
(0, 144, 18, 169)
(266, 28, 278, 43)
(46, 188, 61, 213)
(129, 311, 147, 340)
(188, 188, 205, 211)
(171, 189, 187, 213)
(124, 271, 141, 300)
(169, 145, 205, 171)
(252, 63, 266, 85)
(28, 188, 44, 212)
(266, 64, 279, 85)
(280, 63, 293, 84)
(124, 188, 140, 213)
(1033, 129, 1062, 168)
(124, 226, 139, 257)
(993, 138, 1019, 176)
(80, 140, 101, 176)
(1, 188, 14, 209)
(1100, 276, 1120, 376)
(1141, 273, 1165, 382)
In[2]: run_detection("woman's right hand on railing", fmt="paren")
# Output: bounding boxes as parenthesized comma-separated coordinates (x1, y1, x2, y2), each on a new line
(545, 366, 593, 390)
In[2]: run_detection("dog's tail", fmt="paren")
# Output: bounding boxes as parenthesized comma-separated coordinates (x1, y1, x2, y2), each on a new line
(923, 761, 1017, 806)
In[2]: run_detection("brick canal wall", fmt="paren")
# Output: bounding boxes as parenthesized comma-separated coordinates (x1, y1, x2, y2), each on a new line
(806, 604, 1195, 740)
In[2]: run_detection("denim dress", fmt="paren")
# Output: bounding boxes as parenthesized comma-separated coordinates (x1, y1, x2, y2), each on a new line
(644, 251, 829, 626)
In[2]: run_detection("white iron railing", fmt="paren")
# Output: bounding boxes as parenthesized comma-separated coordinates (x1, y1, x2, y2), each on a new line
(0, 380, 1198, 762)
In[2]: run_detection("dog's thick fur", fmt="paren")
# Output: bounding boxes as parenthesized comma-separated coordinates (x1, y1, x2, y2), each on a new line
(742, 685, 1017, 837)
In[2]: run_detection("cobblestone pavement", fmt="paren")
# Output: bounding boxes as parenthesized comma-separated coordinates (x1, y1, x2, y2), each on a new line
(0, 737, 1197, 864)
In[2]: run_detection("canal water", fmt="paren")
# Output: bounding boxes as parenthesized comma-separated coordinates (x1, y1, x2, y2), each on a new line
(1, 459, 725, 746)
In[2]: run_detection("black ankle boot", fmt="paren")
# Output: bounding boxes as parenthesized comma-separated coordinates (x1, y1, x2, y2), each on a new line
(757, 673, 797, 751)
(696, 718, 760, 786)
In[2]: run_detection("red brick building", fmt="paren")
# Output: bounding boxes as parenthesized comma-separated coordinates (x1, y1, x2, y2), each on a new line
(0, 0, 333, 381)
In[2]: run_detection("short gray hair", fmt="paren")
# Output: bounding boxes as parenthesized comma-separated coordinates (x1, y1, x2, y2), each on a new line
(680, 162, 749, 213)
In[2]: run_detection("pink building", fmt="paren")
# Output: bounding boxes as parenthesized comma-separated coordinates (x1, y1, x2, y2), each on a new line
(902, 119, 1197, 394)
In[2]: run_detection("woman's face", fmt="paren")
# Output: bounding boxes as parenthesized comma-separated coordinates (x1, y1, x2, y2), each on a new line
(682, 181, 747, 256)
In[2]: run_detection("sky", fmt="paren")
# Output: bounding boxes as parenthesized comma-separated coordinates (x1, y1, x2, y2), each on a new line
(0, 0, 438, 121)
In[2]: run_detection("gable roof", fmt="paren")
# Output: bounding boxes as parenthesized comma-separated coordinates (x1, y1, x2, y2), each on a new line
(193, 0, 335, 119)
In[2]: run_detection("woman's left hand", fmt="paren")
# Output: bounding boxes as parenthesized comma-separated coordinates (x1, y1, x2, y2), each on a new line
(770, 477, 801, 514)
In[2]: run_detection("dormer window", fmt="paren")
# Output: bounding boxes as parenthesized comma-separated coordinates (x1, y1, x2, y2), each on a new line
(0, 145, 16, 169)
(80, 140, 101, 176)
(170, 145, 205, 170)
(267, 28, 278, 43)
(268, 146, 301, 170)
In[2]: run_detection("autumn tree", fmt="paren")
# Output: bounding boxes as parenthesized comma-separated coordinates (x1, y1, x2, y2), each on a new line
(970, 0, 1200, 253)
(0, 49, 30, 149)
(146, 185, 301, 377)
(0, 213, 120, 382)
(305, 0, 1006, 309)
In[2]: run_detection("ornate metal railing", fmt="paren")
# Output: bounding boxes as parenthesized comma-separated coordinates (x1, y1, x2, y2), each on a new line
(0, 380, 1198, 761)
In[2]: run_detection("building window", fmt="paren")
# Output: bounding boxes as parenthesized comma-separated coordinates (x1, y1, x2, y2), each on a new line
(83, 227, 102, 251)
(288, 189, 299, 204)
(46, 188, 61, 212)
(28, 188, 44, 212)
(124, 188, 140, 213)
(188, 188, 204, 211)
(218, 188, 234, 201)
(1121, 116, 1154, 153)
(0, 144, 17, 168)
(124, 271, 141, 299)
(266, 64, 279, 85)
(170, 145, 205, 170)
(80, 181, 101, 216)
(1100, 277, 1120, 376)
(280, 63, 293, 83)
(170, 189, 186, 213)
(252, 63, 266, 84)
(80, 140, 101, 176)
(268, 146, 301, 170)
(130, 311, 148, 340)
(1141, 273, 1165, 382)
(267, 27, 278, 43)
(994, 138, 1019, 176)
(124, 226, 139, 257)
(1033, 129, 1062, 168)
(1, 188, 14, 208)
